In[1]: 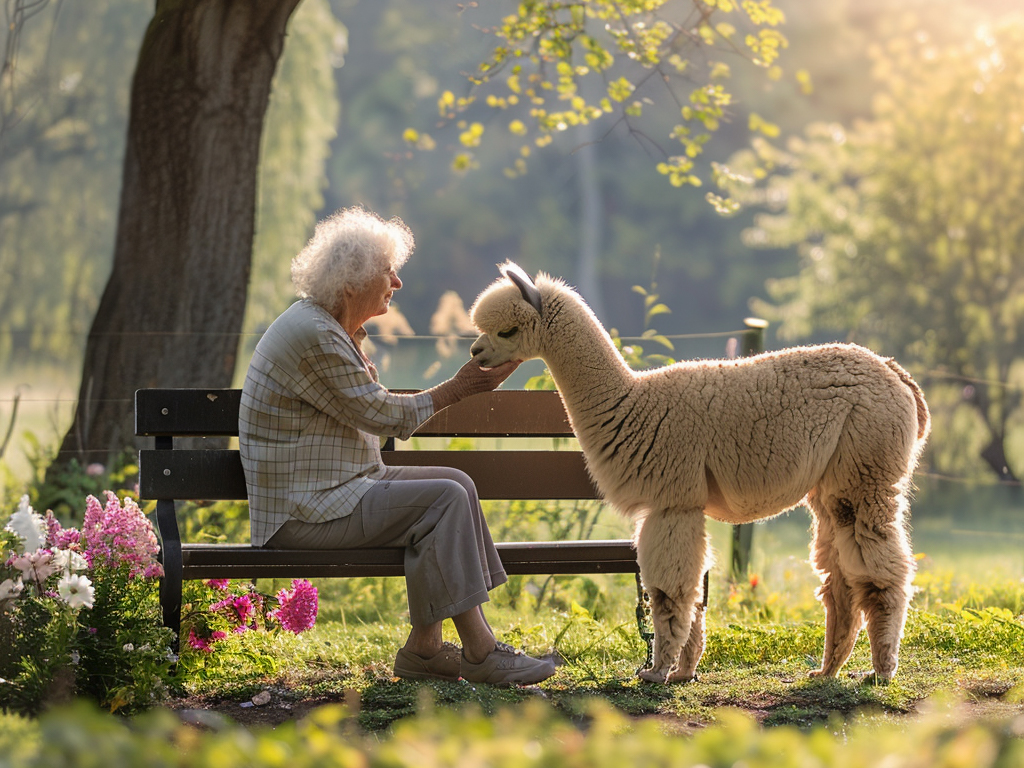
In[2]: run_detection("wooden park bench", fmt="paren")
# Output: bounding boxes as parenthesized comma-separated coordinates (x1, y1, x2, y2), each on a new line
(135, 388, 654, 659)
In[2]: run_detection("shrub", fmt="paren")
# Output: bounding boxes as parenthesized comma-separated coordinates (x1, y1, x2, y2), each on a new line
(0, 493, 175, 715)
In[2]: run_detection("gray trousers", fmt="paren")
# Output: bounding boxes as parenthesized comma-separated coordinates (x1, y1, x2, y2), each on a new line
(265, 465, 508, 626)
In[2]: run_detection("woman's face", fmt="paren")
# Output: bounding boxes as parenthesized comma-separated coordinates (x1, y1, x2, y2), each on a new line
(347, 260, 403, 324)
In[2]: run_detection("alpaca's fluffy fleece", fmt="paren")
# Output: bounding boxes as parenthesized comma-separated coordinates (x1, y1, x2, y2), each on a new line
(470, 263, 930, 684)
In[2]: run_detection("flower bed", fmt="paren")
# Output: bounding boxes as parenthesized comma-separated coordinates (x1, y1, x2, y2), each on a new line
(1, 494, 319, 715)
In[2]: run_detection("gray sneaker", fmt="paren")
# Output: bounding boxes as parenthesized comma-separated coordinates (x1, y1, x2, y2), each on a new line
(393, 642, 462, 682)
(460, 641, 556, 685)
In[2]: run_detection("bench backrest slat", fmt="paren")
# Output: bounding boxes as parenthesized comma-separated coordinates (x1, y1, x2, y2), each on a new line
(139, 449, 598, 500)
(402, 390, 574, 437)
(140, 449, 248, 499)
(136, 388, 574, 438)
(136, 389, 242, 437)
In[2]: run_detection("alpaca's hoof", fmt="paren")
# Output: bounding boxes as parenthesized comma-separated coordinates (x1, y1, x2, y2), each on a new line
(638, 668, 698, 684)
(637, 668, 670, 684)
(849, 671, 893, 686)
(808, 668, 836, 679)
(666, 670, 699, 684)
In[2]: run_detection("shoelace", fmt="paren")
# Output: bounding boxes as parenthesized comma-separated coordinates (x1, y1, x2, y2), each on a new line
(439, 641, 461, 659)
(492, 641, 522, 656)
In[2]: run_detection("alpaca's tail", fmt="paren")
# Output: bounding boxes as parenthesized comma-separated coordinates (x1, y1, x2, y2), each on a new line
(885, 358, 931, 442)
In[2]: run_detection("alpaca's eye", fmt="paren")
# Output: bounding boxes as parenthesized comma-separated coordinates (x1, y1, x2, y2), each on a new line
(497, 327, 519, 339)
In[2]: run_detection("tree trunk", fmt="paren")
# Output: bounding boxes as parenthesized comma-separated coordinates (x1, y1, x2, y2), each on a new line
(980, 434, 1020, 485)
(52, 0, 302, 470)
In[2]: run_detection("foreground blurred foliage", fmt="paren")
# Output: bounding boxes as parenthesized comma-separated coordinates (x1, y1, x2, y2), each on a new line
(1, 694, 1023, 768)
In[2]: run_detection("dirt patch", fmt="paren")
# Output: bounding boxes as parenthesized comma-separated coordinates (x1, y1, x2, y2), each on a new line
(169, 686, 361, 730)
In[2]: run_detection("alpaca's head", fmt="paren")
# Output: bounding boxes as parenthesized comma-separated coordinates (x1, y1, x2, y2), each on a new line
(469, 262, 547, 366)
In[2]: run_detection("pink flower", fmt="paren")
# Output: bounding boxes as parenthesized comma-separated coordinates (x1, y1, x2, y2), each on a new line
(45, 511, 82, 550)
(186, 628, 209, 652)
(187, 628, 227, 653)
(270, 579, 318, 633)
(11, 550, 60, 585)
(81, 492, 162, 578)
(204, 579, 230, 591)
(210, 594, 256, 627)
(143, 563, 164, 579)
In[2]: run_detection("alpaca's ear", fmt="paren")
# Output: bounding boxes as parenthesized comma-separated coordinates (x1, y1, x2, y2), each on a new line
(501, 262, 543, 316)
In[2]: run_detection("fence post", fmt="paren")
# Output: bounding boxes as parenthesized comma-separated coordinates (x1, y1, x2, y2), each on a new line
(730, 317, 768, 581)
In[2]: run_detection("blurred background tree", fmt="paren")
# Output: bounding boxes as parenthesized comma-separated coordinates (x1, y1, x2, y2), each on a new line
(0, 0, 152, 367)
(726, 18, 1024, 483)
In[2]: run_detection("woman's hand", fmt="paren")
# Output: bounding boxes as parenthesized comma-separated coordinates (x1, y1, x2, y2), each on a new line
(455, 358, 520, 393)
(427, 359, 521, 412)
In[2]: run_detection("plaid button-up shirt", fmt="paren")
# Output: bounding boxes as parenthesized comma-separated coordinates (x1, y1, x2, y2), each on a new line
(239, 299, 434, 546)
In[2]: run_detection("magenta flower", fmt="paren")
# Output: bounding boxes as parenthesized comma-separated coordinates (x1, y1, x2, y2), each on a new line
(81, 492, 163, 579)
(205, 579, 230, 591)
(187, 628, 212, 652)
(270, 579, 318, 633)
(210, 594, 256, 628)
(187, 628, 227, 653)
(44, 511, 81, 550)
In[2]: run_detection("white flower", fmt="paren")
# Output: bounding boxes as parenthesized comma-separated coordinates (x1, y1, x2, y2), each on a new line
(0, 577, 23, 602)
(70, 651, 81, 665)
(4, 496, 47, 552)
(51, 548, 88, 574)
(57, 573, 95, 609)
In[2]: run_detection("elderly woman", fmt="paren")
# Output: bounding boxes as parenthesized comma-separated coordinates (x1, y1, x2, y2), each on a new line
(239, 206, 554, 685)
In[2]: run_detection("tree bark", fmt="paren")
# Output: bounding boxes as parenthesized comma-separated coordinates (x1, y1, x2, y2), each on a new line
(52, 0, 302, 469)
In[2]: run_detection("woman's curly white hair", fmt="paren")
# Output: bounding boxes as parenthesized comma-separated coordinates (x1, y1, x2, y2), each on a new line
(291, 206, 414, 313)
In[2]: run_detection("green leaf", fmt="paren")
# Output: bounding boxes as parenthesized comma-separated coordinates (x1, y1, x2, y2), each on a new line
(646, 304, 672, 318)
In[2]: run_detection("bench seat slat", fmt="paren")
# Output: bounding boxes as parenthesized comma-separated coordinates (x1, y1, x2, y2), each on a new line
(140, 449, 600, 500)
(179, 540, 638, 579)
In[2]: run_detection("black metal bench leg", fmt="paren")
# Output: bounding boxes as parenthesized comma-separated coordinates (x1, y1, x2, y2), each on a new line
(635, 570, 710, 673)
(155, 497, 183, 652)
(635, 572, 654, 671)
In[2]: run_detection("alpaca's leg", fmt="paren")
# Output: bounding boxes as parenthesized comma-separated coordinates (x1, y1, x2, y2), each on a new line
(820, 405, 919, 681)
(635, 509, 708, 683)
(807, 494, 863, 678)
(855, 581, 910, 681)
(672, 601, 705, 682)
(849, 487, 915, 681)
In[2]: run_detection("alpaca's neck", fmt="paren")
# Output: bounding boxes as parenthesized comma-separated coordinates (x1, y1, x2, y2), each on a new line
(540, 287, 635, 409)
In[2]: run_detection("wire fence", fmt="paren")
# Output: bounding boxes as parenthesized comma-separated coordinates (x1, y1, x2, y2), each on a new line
(2, 329, 1023, 491)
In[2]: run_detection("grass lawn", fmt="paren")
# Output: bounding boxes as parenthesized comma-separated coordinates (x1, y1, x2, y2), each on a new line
(167, 547, 1024, 733)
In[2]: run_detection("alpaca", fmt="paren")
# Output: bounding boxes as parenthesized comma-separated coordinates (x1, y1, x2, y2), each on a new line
(469, 263, 930, 683)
